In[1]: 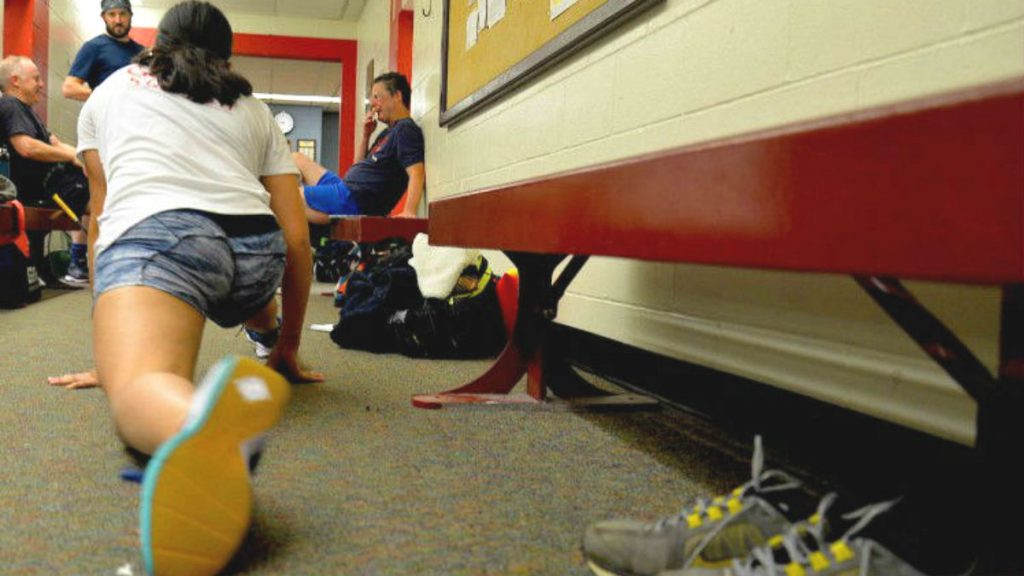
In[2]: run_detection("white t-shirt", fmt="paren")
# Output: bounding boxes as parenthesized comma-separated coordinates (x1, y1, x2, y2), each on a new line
(77, 64, 298, 255)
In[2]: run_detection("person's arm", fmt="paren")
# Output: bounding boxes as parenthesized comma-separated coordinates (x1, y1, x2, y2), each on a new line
(396, 162, 425, 218)
(9, 134, 79, 163)
(262, 173, 323, 383)
(49, 134, 81, 164)
(354, 110, 377, 163)
(62, 76, 92, 101)
(46, 148, 107, 391)
(81, 149, 106, 284)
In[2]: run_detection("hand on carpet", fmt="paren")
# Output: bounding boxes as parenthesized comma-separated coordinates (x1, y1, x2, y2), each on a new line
(48, 369, 100, 390)
(266, 350, 324, 384)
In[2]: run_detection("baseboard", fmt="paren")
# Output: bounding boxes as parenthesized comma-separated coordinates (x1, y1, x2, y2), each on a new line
(555, 293, 976, 445)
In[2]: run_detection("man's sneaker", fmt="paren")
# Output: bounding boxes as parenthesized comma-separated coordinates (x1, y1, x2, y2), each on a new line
(243, 319, 280, 359)
(60, 257, 89, 287)
(660, 500, 929, 576)
(583, 437, 804, 576)
(652, 493, 837, 575)
(139, 356, 290, 576)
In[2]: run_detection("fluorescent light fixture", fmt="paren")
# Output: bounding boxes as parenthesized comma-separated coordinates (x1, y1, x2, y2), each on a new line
(253, 92, 340, 105)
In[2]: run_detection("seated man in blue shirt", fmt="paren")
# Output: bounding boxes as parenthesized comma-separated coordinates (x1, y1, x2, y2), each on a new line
(296, 72, 425, 221)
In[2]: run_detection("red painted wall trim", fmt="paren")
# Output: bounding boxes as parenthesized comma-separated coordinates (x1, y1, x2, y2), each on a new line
(132, 28, 358, 173)
(4, 0, 49, 122)
(428, 80, 1024, 284)
(398, 11, 414, 82)
(3, 0, 33, 58)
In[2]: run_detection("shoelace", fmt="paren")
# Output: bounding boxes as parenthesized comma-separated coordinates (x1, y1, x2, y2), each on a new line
(732, 498, 901, 576)
(730, 493, 837, 575)
(647, 436, 803, 569)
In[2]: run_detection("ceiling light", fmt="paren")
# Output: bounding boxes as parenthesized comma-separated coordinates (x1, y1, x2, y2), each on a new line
(253, 92, 340, 105)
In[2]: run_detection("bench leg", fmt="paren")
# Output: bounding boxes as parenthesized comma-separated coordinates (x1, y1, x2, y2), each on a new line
(855, 276, 1024, 573)
(411, 253, 656, 410)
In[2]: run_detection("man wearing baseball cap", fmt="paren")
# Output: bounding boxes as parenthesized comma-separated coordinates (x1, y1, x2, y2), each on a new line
(62, 0, 145, 102)
(59, 0, 144, 285)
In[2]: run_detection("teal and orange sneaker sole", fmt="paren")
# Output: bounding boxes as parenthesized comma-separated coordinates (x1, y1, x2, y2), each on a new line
(140, 356, 290, 576)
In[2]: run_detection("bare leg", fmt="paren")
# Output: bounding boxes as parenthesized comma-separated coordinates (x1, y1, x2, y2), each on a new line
(244, 297, 279, 333)
(292, 151, 328, 186)
(93, 286, 206, 454)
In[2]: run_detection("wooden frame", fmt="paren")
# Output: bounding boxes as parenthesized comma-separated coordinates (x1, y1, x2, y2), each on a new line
(439, 0, 662, 126)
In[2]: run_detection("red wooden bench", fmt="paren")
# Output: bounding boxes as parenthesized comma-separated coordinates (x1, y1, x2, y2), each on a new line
(0, 205, 79, 233)
(330, 215, 427, 244)
(413, 79, 1024, 570)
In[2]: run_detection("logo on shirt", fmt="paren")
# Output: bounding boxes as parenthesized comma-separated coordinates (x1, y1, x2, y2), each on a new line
(127, 64, 159, 90)
(369, 134, 390, 160)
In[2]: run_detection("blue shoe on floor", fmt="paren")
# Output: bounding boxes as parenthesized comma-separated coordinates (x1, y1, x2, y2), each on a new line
(139, 356, 290, 576)
(242, 317, 281, 359)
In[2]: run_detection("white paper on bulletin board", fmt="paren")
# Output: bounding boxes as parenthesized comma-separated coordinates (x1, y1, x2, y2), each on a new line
(487, 0, 506, 27)
(465, 7, 480, 49)
(550, 0, 581, 20)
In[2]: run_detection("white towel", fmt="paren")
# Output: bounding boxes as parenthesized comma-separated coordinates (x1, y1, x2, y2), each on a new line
(409, 233, 480, 298)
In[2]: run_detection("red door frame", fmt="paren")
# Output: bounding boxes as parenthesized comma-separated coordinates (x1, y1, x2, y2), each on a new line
(4, 0, 51, 121)
(133, 28, 359, 173)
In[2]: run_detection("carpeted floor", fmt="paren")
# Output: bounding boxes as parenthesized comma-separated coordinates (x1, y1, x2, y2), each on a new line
(0, 286, 772, 575)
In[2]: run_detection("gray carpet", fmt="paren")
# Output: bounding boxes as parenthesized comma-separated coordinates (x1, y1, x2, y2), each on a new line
(0, 286, 762, 575)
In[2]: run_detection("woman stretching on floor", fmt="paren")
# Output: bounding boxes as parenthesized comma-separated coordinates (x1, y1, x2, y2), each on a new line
(75, 1, 322, 574)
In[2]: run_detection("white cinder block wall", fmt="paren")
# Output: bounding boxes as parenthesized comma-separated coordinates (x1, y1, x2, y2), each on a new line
(384, 0, 1024, 445)
(354, 0, 393, 157)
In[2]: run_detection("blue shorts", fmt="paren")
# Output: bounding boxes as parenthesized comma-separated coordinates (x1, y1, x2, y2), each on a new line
(302, 170, 360, 216)
(93, 210, 286, 328)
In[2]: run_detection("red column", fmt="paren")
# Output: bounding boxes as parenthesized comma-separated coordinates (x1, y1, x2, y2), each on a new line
(4, 0, 50, 121)
(398, 10, 414, 82)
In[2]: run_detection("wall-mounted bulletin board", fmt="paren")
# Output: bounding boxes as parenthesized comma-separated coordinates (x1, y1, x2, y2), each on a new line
(440, 0, 662, 126)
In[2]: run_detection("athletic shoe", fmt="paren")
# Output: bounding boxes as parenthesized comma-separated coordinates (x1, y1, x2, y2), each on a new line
(652, 493, 835, 575)
(139, 356, 291, 576)
(659, 499, 928, 576)
(60, 256, 89, 287)
(243, 319, 280, 359)
(583, 437, 803, 576)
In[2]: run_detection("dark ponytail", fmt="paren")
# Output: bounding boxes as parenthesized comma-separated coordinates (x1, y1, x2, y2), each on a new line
(134, 1, 251, 106)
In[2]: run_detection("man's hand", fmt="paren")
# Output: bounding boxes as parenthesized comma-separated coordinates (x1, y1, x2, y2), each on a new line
(48, 369, 100, 390)
(363, 110, 378, 139)
(394, 208, 418, 218)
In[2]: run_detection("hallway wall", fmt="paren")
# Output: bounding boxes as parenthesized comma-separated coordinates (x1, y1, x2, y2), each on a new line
(393, 0, 1024, 444)
(43, 3, 358, 146)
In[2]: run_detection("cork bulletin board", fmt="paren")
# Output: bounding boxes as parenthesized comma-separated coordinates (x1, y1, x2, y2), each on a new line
(440, 0, 662, 126)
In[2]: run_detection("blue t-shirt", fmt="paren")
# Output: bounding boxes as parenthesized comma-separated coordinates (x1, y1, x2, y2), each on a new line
(68, 35, 145, 89)
(343, 118, 424, 215)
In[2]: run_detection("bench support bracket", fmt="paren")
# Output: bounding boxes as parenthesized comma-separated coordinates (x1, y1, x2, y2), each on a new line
(855, 276, 1023, 573)
(412, 253, 656, 409)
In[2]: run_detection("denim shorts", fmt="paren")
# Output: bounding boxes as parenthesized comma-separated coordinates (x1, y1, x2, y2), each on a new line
(93, 210, 286, 328)
(302, 170, 360, 215)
